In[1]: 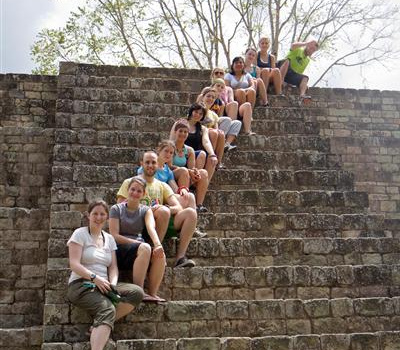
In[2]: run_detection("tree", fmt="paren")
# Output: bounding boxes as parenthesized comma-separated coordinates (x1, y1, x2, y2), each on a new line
(31, 0, 399, 86)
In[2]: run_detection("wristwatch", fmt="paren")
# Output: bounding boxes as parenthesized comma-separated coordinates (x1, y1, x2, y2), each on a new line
(90, 273, 96, 281)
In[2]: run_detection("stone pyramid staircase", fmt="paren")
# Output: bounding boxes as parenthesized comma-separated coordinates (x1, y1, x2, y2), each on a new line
(31, 63, 400, 349)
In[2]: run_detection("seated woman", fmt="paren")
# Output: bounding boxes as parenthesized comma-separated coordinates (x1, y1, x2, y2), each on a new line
(170, 118, 210, 213)
(109, 177, 166, 303)
(244, 47, 269, 106)
(196, 87, 226, 168)
(210, 68, 239, 120)
(257, 36, 287, 95)
(170, 102, 218, 182)
(224, 57, 255, 135)
(198, 86, 242, 152)
(67, 200, 144, 350)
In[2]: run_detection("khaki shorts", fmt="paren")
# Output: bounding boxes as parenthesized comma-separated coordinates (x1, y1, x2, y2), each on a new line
(67, 279, 144, 329)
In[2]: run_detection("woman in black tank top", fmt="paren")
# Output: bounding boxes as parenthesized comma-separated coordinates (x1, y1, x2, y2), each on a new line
(186, 103, 218, 182)
(257, 37, 287, 95)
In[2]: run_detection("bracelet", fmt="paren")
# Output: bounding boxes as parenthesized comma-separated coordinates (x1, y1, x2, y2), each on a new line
(177, 186, 189, 195)
(154, 244, 163, 248)
(209, 154, 217, 159)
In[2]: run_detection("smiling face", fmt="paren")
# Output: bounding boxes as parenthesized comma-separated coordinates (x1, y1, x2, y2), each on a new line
(191, 107, 204, 122)
(213, 82, 225, 93)
(203, 90, 217, 107)
(88, 204, 108, 228)
(128, 180, 145, 201)
(212, 68, 225, 79)
(245, 49, 257, 64)
(258, 37, 270, 51)
(141, 152, 158, 177)
(175, 126, 189, 142)
(232, 57, 245, 74)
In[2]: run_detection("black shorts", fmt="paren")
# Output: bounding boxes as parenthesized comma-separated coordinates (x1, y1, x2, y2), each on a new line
(116, 242, 142, 270)
(285, 68, 308, 87)
(277, 59, 308, 87)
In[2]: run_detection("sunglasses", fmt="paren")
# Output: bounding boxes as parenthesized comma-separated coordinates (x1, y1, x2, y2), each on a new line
(214, 71, 224, 75)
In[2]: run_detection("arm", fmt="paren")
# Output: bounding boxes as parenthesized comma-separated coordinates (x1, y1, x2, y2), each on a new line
(109, 217, 142, 245)
(201, 126, 216, 156)
(169, 121, 178, 141)
(168, 178, 179, 193)
(290, 41, 309, 50)
(144, 209, 165, 259)
(108, 251, 118, 286)
(166, 194, 183, 215)
(69, 242, 111, 293)
(226, 87, 235, 103)
(270, 54, 276, 68)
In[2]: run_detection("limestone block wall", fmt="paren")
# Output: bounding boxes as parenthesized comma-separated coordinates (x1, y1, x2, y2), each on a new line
(0, 74, 56, 334)
(309, 89, 400, 219)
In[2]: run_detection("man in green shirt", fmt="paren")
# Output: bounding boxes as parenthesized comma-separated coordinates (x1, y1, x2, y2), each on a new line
(281, 40, 319, 98)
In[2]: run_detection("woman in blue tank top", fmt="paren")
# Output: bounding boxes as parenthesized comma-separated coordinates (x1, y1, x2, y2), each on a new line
(244, 47, 269, 106)
(170, 116, 211, 213)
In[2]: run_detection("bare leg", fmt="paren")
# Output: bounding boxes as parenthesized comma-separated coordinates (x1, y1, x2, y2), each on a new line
(271, 68, 282, 94)
(194, 169, 209, 205)
(205, 156, 217, 181)
(154, 206, 171, 242)
(279, 59, 289, 82)
(234, 89, 246, 106)
(239, 102, 253, 134)
(147, 254, 166, 297)
(299, 77, 309, 96)
(176, 193, 196, 210)
(173, 167, 190, 187)
(115, 302, 134, 320)
(195, 151, 206, 169)
(256, 78, 268, 105)
(246, 88, 257, 109)
(260, 68, 272, 91)
(225, 101, 238, 120)
(132, 243, 151, 287)
(216, 130, 225, 164)
(173, 208, 197, 260)
(208, 128, 218, 149)
(91, 324, 111, 350)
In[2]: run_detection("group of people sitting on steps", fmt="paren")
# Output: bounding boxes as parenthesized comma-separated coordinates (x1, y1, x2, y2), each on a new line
(66, 37, 319, 350)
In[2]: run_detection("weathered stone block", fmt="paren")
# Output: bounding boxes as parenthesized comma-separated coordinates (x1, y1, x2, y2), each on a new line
(203, 267, 245, 287)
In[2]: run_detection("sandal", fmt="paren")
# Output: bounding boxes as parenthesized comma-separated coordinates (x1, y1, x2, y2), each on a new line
(143, 294, 161, 303)
(244, 131, 256, 136)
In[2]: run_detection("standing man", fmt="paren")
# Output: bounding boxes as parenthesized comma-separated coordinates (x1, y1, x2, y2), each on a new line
(280, 40, 319, 99)
(117, 151, 197, 268)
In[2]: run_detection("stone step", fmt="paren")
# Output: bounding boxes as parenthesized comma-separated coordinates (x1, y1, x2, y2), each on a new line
(42, 331, 400, 350)
(0, 327, 42, 350)
(212, 169, 353, 191)
(203, 190, 368, 214)
(198, 213, 387, 238)
(163, 237, 400, 267)
(60, 87, 301, 109)
(47, 235, 399, 266)
(52, 297, 400, 342)
(60, 62, 211, 81)
(224, 151, 342, 170)
(46, 264, 400, 303)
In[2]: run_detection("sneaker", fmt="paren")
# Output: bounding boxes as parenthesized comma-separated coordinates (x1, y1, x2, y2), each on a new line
(196, 204, 209, 213)
(226, 143, 237, 152)
(193, 228, 207, 238)
(174, 256, 195, 268)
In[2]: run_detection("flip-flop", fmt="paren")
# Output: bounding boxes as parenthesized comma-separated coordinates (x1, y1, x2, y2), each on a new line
(143, 294, 166, 303)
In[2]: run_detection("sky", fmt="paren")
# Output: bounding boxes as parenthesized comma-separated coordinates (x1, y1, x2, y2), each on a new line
(1, 0, 400, 91)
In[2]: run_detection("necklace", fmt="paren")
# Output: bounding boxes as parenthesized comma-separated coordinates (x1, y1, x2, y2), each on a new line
(88, 226, 105, 248)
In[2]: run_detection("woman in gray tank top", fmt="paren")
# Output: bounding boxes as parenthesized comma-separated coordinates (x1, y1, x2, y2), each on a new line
(109, 176, 166, 302)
